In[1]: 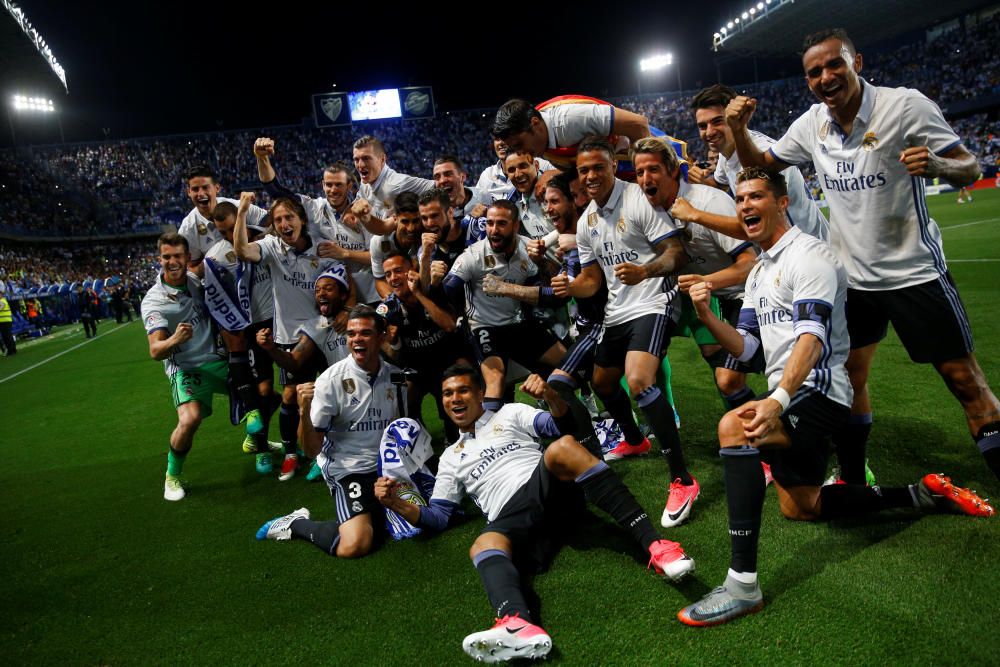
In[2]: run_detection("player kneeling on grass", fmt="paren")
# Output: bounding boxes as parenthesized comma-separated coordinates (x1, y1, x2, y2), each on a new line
(141, 233, 229, 502)
(676, 168, 993, 628)
(255, 305, 403, 558)
(375, 365, 694, 663)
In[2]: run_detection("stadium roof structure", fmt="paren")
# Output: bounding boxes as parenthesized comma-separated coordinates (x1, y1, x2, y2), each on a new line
(712, 0, 993, 56)
(1, 0, 67, 95)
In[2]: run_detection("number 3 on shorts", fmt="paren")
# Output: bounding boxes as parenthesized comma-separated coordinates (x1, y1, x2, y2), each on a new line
(348, 481, 362, 499)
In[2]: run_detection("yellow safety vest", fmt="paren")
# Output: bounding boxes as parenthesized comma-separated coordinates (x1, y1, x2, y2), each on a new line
(0, 297, 12, 323)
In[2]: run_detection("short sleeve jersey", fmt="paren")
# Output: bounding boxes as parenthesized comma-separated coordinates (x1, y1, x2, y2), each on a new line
(141, 273, 223, 376)
(369, 231, 419, 280)
(769, 82, 961, 290)
(359, 165, 435, 220)
(576, 179, 682, 326)
(739, 226, 852, 408)
(299, 198, 379, 304)
(430, 403, 546, 521)
(476, 158, 555, 202)
(310, 357, 404, 482)
(256, 235, 345, 345)
(178, 198, 267, 262)
(715, 130, 829, 242)
(377, 293, 452, 366)
(296, 315, 349, 368)
(677, 182, 755, 299)
(447, 237, 538, 328)
(204, 239, 274, 322)
(541, 104, 613, 149)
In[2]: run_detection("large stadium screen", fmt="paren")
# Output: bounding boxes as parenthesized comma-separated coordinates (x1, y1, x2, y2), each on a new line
(348, 88, 402, 121)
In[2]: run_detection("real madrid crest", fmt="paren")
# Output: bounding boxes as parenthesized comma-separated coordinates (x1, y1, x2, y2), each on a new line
(493, 423, 504, 434)
(485, 255, 496, 268)
(862, 131, 878, 151)
(342, 378, 356, 394)
(819, 121, 830, 141)
(773, 270, 782, 288)
(519, 260, 528, 272)
(310, 258, 319, 269)
(587, 211, 598, 228)
(386, 388, 395, 401)
(616, 217, 626, 233)
(197, 222, 208, 236)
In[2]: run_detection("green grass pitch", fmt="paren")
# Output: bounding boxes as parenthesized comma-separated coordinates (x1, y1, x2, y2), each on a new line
(2, 189, 999, 664)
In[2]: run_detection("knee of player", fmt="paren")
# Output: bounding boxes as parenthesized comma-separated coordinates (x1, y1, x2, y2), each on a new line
(336, 535, 373, 559)
(624, 374, 653, 397)
(780, 502, 820, 522)
(715, 371, 745, 396)
(177, 410, 203, 432)
(717, 412, 745, 445)
(543, 436, 585, 478)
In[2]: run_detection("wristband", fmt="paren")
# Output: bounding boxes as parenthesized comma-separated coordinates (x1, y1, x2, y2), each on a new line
(770, 387, 791, 413)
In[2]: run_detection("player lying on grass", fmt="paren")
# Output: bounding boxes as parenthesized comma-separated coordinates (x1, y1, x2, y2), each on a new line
(676, 168, 993, 628)
(374, 365, 695, 663)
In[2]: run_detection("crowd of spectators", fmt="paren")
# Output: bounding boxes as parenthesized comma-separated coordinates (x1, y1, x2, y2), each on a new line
(0, 14, 996, 242)
(0, 241, 159, 292)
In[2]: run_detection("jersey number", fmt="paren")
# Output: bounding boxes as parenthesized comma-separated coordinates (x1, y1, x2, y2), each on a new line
(348, 482, 362, 499)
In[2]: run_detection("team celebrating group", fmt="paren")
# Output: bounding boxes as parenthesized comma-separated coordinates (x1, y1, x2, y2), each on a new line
(140, 29, 997, 662)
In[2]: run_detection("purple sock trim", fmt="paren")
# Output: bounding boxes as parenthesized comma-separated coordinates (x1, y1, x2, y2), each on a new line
(547, 373, 577, 389)
(472, 548, 510, 567)
(849, 413, 873, 425)
(574, 460, 609, 483)
(636, 386, 660, 409)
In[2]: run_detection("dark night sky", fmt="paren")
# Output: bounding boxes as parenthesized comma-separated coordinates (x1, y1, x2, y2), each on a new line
(14, 1, 802, 143)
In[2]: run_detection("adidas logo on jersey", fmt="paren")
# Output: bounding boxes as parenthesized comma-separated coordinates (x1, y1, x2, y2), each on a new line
(788, 414, 799, 429)
(350, 396, 360, 407)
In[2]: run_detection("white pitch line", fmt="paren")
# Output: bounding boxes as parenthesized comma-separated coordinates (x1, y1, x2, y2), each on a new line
(0, 322, 132, 385)
(940, 218, 998, 231)
(949, 258, 1000, 263)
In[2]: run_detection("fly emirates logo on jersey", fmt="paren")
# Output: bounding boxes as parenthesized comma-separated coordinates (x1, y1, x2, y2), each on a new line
(598, 241, 640, 267)
(350, 406, 395, 433)
(469, 442, 525, 480)
(821, 160, 888, 193)
(754, 295, 792, 327)
(284, 270, 318, 291)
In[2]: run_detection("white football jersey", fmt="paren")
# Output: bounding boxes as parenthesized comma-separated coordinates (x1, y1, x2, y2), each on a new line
(430, 403, 546, 521)
(359, 165, 435, 220)
(178, 197, 267, 262)
(296, 315, 349, 368)
(141, 273, 223, 375)
(715, 130, 829, 242)
(296, 196, 379, 304)
(448, 237, 539, 328)
(576, 179, 683, 326)
(541, 104, 613, 149)
(257, 235, 345, 345)
(311, 357, 404, 482)
(678, 181, 755, 299)
(739, 226, 852, 408)
(476, 158, 554, 202)
(770, 82, 960, 290)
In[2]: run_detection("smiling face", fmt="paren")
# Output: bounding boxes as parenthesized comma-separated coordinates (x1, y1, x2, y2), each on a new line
(502, 116, 548, 157)
(575, 148, 616, 206)
(158, 243, 190, 286)
(187, 176, 220, 217)
(322, 169, 352, 210)
(272, 202, 305, 247)
(695, 105, 734, 156)
(544, 185, 577, 234)
(352, 144, 386, 185)
(432, 161, 467, 205)
(441, 374, 485, 430)
(485, 206, 518, 254)
(504, 151, 538, 195)
(382, 254, 412, 297)
(634, 152, 681, 210)
(803, 37, 864, 120)
(395, 210, 423, 247)
(346, 316, 385, 372)
(735, 177, 788, 249)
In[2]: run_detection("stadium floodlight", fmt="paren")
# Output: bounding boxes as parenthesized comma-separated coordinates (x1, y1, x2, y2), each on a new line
(11, 95, 55, 112)
(639, 53, 673, 72)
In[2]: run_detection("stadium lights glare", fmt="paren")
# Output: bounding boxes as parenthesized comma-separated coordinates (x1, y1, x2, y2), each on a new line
(11, 95, 55, 112)
(639, 53, 673, 72)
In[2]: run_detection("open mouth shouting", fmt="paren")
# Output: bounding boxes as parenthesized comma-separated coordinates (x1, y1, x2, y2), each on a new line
(742, 214, 763, 235)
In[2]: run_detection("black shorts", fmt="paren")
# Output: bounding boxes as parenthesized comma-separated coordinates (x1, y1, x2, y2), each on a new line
(846, 273, 974, 363)
(470, 321, 560, 367)
(330, 471, 385, 526)
(482, 458, 583, 546)
(762, 390, 850, 488)
(277, 342, 323, 386)
(246, 320, 275, 382)
(558, 323, 601, 376)
(594, 313, 672, 368)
